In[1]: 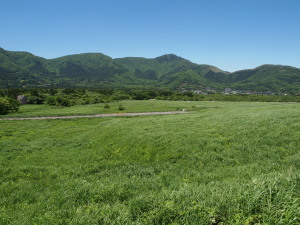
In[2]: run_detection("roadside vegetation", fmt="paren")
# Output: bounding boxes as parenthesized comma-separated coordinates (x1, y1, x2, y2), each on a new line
(0, 101, 299, 224)
(1, 88, 300, 116)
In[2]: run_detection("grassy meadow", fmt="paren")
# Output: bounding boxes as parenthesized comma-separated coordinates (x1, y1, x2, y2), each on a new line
(0, 100, 197, 118)
(0, 100, 299, 224)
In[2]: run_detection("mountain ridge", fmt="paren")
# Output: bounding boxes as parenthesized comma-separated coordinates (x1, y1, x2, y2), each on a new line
(0, 47, 300, 93)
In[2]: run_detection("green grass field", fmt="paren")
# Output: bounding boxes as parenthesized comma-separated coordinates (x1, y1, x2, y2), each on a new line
(0, 101, 299, 224)
(0, 100, 195, 118)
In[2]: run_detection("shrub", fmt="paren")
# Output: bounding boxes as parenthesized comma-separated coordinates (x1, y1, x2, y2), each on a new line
(27, 95, 45, 104)
(56, 97, 72, 107)
(0, 97, 20, 115)
(45, 96, 57, 106)
(0, 98, 10, 115)
(103, 104, 110, 109)
(118, 105, 125, 110)
(6, 97, 20, 112)
(83, 99, 91, 105)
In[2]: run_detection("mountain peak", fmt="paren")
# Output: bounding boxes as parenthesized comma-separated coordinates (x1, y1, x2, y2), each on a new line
(155, 54, 182, 63)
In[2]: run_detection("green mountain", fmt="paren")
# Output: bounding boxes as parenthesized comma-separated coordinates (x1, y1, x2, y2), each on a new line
(115, 54, 213, 79)
(0, 47, 300, 93)
(49, 53, 126, 80)
(0, 48, 52, 87)
(204, 64, 300, 92)
(114, 54, 222, 88)
(0, 48, 127, 88)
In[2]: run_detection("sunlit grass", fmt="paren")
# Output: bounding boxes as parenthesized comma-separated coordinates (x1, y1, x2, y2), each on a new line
(0, 101, 299, 224)
(1, 100, 296, 118)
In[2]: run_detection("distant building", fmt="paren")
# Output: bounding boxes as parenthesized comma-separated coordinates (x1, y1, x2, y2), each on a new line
(17, 95, 27, 104)
(224, 88, 237, 95)
(193, 90, 208, 95)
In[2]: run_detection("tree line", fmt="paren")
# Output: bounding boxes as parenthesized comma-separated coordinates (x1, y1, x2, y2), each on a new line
(0, 88, 299, 115)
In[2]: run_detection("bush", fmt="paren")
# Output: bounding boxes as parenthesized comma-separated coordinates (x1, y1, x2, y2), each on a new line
(6, 97, 20, 112)
(27, 95, 45, 104)
(118, 105, 125, 110)
(56, 97, 72, 107)
(0, 98, 10, 115)
(0, 97, 20, 115)
(45, 96, 57, 106)
(103, 104, 110, 109)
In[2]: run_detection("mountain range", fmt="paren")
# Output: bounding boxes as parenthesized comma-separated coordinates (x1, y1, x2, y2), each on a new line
(1, 47, 300, 93)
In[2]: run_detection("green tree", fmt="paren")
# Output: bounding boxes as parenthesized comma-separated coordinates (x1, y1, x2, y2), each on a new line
(27, 96, 45, 104)
(0, 97, 20, 115)
(45, 96, 57, 105)
(56, 97, 72, 107)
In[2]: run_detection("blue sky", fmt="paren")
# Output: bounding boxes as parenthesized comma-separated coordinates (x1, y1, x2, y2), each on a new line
(1, 0, 300, 72)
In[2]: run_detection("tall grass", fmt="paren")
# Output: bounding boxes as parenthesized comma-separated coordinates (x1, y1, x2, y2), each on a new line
(0, 101, 299, 224)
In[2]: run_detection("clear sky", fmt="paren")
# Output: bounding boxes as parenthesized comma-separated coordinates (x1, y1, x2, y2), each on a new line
(1, 0, 299, 72)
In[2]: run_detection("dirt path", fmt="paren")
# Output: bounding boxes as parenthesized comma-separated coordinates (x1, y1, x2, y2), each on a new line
(0, 111, 189, 120)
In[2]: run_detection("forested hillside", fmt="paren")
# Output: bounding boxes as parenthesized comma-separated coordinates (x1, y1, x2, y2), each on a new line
(1, 48, 300, 93)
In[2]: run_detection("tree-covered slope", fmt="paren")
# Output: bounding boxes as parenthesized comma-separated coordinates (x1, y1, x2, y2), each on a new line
(0, 48, 54, 87)
(115, 54, 222, 80)
(204, 64, 300, 92)
(231, 65, 300, 92)
(0, 49, 129, 87)
(114, 54, 225, 88)
(1, 47, 300, 92)
(49, 53, 127, 80)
